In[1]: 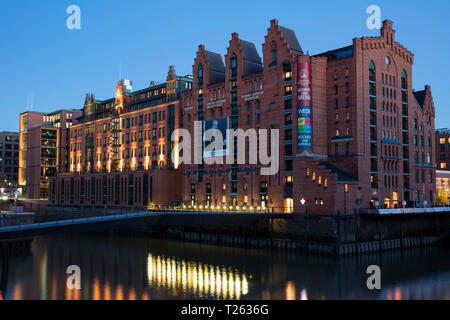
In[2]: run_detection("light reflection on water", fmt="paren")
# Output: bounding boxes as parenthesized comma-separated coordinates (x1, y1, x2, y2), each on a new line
(2, 233, 450, 300)
(146, 254, 249, 299)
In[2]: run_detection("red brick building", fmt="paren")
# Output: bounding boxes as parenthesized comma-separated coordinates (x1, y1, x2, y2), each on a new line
(48, 67, 191, 207)
(182, 19, 436, 213)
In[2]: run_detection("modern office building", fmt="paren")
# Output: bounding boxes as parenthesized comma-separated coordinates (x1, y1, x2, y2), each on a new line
(19, 109, 81, 199)
(0, 131, 19, 189)
(48, 66, 192, 207)
(182, 19, 436, 213)
(45, 19, 437, 213)
(436, 128, 450, 170)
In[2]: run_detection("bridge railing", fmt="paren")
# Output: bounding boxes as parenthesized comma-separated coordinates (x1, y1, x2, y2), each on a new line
(2, 206, 290, 230)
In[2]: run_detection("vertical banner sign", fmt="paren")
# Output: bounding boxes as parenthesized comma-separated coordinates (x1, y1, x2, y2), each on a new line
(297, 62, 312, 150)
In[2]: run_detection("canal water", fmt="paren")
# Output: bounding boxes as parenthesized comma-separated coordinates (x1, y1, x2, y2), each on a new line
(2, 233, 450, 300)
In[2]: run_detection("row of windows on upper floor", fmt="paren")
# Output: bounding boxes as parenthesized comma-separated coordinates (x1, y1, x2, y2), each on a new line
(414, 151, 432, 165)
(414, 170, 434, 185)
(121, 144, 166, 160)
(413, 135, 433, 149)
(194, 79, 265, 105)
(131, 87, 166, 101)
(71, 143, 166, 164)
(369, 61, 408, 90)
(71, 127, 168, 151)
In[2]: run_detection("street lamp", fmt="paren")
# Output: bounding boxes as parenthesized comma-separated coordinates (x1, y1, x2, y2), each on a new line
(300, 198, 307, 215)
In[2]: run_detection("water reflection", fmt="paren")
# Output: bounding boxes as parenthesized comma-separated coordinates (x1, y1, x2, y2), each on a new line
(2, 233, 450, 300)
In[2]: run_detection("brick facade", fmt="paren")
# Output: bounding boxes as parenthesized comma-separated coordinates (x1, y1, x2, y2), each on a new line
(182, 19, 436, 213)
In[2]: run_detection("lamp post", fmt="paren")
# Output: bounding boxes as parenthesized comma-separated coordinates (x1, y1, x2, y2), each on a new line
(301, 198, 309, 244)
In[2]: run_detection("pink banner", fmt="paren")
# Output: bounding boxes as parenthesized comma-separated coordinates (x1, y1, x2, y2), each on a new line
(297, 62, 311, 106)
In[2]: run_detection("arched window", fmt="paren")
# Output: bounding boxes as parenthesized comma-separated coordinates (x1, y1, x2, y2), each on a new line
(198, 64, 203, 87)
(369, 61, 376, 82)
(230, 54, 237, 78)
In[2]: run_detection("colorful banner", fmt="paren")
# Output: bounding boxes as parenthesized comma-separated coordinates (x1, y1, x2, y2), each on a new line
(297, 62, 312, 150)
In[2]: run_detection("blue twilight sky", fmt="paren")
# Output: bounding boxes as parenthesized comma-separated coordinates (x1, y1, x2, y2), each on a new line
(0, 0, 449, 132)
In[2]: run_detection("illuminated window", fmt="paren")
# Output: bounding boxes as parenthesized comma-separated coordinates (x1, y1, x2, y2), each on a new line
(318, 176, 322, 185)
(284, 198, 294, 213)
(345, 184, 349, 192)
(284, 85, 292, 96)
(440, 138, 446, 144)
(312, 172, 316, 182)
(306, 168, 310, 177)
(441, 163, 447, 169)
(324, 179, 328, 189)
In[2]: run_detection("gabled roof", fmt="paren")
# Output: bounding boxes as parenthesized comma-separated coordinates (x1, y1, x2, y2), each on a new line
(241, 40, 262, 64)
(205, 50, 226, 85)
(280, 26, 303, 56)
(205, 51, 225, 73)
(413, 90, 426, 108)
(240, 40, 263, 76)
